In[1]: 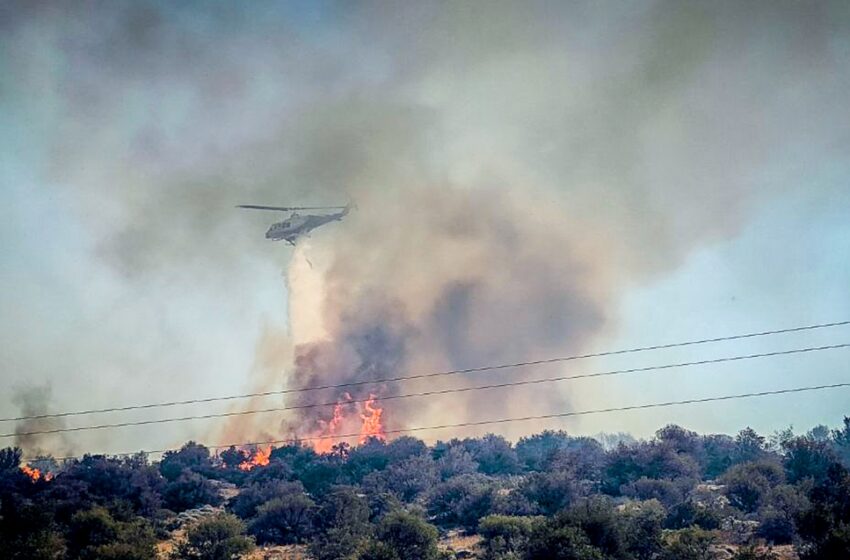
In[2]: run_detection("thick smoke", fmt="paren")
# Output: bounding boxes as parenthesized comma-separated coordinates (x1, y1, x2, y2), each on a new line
(11, 386, 73, 458)
(271, 186, 612, 441)
(2, 1, 849, 452)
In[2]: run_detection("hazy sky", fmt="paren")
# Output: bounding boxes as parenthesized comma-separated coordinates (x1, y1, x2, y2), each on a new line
(1, 1, 849, 457)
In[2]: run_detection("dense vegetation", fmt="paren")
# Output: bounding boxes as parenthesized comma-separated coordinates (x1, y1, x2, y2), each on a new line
(2, 418, 849, 559)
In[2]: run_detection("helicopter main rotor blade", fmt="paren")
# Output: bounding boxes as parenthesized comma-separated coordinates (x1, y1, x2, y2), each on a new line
(237, 205, 347, 212)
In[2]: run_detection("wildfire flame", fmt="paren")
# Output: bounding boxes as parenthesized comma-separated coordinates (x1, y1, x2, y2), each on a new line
(310, 393, 385, 453)
(20, 464, 52, 482)
(313, 396, 349, 454)
(359, 394, 385, 443)
(237, 446, 271, 471)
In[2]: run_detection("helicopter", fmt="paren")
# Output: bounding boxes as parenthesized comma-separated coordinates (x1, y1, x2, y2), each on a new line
(237, 204, 351, 245)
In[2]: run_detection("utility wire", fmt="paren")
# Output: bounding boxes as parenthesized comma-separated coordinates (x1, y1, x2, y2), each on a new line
(3, 319, 848, 423)
(6, 342, 847, 439)
(39, 381, 850, 462)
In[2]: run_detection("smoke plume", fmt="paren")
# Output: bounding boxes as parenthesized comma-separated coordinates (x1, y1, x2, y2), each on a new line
(11, 386, 73, 458)
(2, 1, 848, 452)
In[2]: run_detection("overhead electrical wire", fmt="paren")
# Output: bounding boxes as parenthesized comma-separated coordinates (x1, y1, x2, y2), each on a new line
(2, 319, 848, 423)
(5, 342, 847, 439)
(39, 381, 850, 462)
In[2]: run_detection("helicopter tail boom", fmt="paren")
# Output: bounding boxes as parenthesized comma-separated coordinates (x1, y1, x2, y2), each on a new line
(237, 204, 348, 212)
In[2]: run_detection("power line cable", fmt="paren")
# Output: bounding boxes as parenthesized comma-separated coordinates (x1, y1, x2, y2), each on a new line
(3, 319, 848, 423)
(7, 342, 847, 439)
(39, 381, 850, 461)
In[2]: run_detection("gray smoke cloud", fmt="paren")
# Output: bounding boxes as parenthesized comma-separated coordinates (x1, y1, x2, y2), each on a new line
(2, 1, 849, 451)
(272, 186, 611, 443)
(11, 386, 73, 458)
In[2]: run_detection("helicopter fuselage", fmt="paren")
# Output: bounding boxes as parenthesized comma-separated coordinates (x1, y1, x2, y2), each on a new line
(264, 208, 348, 244)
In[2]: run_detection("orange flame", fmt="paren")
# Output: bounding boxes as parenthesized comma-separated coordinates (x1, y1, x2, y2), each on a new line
(310, 393, 385, 452)
(237, 446, 271, 471)
(359, 394, 385, 443)
(20, 464, 50, 482)
(313, 398, 348, 454)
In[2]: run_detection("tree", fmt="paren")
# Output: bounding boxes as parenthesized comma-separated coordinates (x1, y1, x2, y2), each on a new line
(383, 436, 430, 463)
(700, 434, 736, 479)
(783, 436, 839, 484)
(228, 480, 305, 520)
(656, 425, 703, 457)
(314, 486, 371, 531)
(831, 416, 850, 467)
(360, 511, 440, 560)
(66, 506, 157, 560)
(426, 474, 497, 530)
(435, 445, 478, 480)
(218, 447, 249, 471)
(664, 501, 722, 531)
(345, 438, 392, 483)
(721, 461, 784, 513)
(366, 492, 403, 523)
(516, 431, 575, 472)
(467, 435, 522, 475)
(602, 440, 699, 495)
(171, 513, 254, 560)
(53, 454, 164, 518)
(363, 455, 439, 502)
(163, 471, 222, 513)
(524, 519, 603, 560)
(731, 545, 778, 560)
(0, 499, 65, 560)
(621, 477, 684, 509)
(302, 461, 345, 496)
(518, 470, 580, 515)
(559, 497, 629, 559)
(241, 458, 293, 485)
(548, 438, 607, 482)
(755, 484, 809, 544)
(248, 493, 316, 544)
(0, 447, 23, 471)
(478, 515, 535, 560)
(795, 464, 850, 560)
(734, 428, 767, 463)
(661, 528, 717, 560)
(160, 442, 215, 481)
(620, 500, 666, 560)
(309, 486, 373, 560)
(270, 443, 319, 473)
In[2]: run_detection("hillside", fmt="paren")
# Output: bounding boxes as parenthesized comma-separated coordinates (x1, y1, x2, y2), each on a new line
(2, 419, 850, 559)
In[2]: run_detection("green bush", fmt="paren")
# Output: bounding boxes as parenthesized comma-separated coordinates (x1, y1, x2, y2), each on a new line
(795, 464, 850, 560)
(67, 506, 156, 560)
(171, 513, 254, 560)
(620, 500, 666, 560)
(661, 528, 717, 560)
(730, 545, 779, 560)
(721, 461, 784, 513)
(426, 474, 497, 530)
(360, 511, 440, 560)
(524, 521, 603, 560)
(0, 499, 66, 560)
(309, 487, 373, 560)
(163, 471, 223, 513)
(478, 515, 536, 560)
(247, 493, 316, 544)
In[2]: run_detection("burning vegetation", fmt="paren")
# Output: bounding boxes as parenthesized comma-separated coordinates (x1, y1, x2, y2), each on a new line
(311, 394, 386, 454)
(359, 395, 385, 444)
(3, 420, 850, 560)
(20, 463, 53, 482)
(237, 446, 271, 472)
